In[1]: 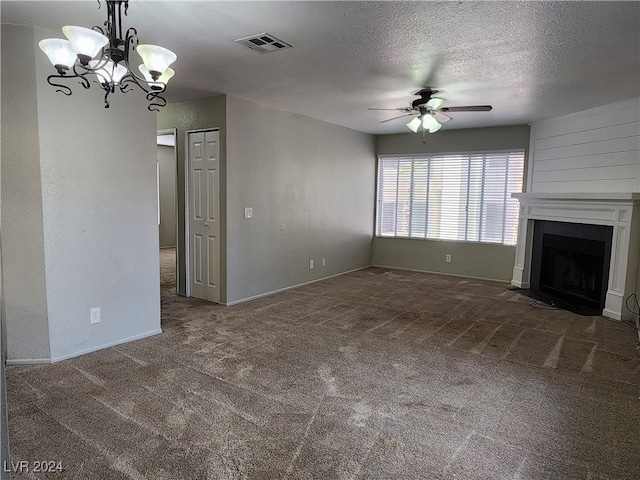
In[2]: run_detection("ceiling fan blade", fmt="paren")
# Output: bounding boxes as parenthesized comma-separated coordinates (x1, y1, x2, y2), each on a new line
(368, 108, 413, 111)
(425, 97, 444, 110)
(380, 113, 416, 123)
(440, 105, 492, 112)
(432, 111, 451, 123)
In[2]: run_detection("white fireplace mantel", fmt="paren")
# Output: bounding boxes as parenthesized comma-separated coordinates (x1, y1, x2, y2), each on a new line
(511, 192, 640, 320)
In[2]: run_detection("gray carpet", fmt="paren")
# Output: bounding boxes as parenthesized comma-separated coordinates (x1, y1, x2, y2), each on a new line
(6, 248, 640, 479)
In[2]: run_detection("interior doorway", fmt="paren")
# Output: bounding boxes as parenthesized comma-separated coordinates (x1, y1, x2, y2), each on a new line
(157, 129, 178, 294)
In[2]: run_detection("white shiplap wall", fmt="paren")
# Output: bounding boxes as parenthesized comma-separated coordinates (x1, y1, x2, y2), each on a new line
(528, 98, 640, 193)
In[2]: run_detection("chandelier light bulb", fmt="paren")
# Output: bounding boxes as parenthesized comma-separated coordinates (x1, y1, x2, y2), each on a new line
(38, 38, 77, 73)
(62, 26, 108, 64)
(136, 44, 177, 79)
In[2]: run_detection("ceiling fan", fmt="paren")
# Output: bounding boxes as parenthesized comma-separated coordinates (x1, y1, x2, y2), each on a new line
(370, 88, 492, 135)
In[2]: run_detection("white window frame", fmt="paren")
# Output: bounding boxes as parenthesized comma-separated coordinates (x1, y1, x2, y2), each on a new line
(375, 149, 525, 246)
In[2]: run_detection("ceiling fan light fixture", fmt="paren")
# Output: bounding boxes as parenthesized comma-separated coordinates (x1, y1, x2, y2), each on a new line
(422, 114, 440, 129)
(407, 116, 421, 133)
(428, 122, 443, 134)
(374, 89, 492, 135)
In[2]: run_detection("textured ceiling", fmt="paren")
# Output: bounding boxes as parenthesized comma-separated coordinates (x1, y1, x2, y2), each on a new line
(3, 1, 639, 134)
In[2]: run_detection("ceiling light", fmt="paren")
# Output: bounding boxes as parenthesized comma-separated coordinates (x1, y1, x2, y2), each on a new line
(428, 122, 443, 134)
(61, 26, 109, 64)
(37, 38, 77, 73)
(38, 0, 177, 110)
(422, 114, 442, 133)
(407, 117, 422, 133)
(136, 45, 177, 79)
(405, 110, 443, 135)
(139, 65, 175, 90)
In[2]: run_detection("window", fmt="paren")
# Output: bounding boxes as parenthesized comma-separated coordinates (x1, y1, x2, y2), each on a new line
(376, 150, 525, 246)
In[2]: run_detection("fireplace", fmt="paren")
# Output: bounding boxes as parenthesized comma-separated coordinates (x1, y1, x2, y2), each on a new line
(511, 193, 640, 320)
(530, 221, 612, 312)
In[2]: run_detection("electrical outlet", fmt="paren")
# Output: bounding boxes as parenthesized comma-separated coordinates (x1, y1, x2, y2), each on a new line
(445, 254, 452, 263)
(309, 259, 314, 269)
(90, 307, 101, 324)
(244, 207, 253, 219)
(321, 258, 326, 267)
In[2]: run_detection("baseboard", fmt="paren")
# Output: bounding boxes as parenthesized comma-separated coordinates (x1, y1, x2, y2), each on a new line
(224, 265, 372, 306)
(371, 264, 510, 284)
(49, 328, 163, 363)
(6, 358, 51, 366)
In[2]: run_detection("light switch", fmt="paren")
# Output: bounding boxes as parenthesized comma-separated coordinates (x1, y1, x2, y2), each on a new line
(244, 207, 253, 219)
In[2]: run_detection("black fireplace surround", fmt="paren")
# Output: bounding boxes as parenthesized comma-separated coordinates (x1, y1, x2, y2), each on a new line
(529, 220, 613, 313)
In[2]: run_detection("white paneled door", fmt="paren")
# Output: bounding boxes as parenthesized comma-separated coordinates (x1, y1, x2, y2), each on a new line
(188, 130, 220, 302)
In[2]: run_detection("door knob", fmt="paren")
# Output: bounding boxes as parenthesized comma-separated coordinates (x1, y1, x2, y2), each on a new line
(204, 223, 208, 227)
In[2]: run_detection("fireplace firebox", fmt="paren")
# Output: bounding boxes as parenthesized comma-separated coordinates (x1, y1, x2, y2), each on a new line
(529, 221, 613, 313)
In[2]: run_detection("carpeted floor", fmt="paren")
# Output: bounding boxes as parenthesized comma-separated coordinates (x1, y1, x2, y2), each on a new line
(6, 248, 640, 479)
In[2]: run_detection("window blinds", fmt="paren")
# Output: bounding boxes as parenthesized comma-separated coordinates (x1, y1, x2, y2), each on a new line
(376, 150, 525, 246)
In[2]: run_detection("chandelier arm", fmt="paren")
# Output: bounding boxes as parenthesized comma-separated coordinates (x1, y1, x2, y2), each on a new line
(77, 53, 110, 73)
(100, 82, 115, 108)
(45, 75, 74, 96)
(146, 91, 167, 112)
(69, 68, 92, 90)
(123, 27, 153, 85)
(119, 72, 151, 93)
(70, 65, 93, 89)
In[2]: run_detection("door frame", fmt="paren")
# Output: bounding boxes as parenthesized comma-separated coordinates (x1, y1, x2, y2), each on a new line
(184, 127, 221, 299)
(157, 128, 178, 291)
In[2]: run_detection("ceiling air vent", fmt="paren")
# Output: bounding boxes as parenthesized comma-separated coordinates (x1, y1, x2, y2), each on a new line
(235, 33, 292, 53)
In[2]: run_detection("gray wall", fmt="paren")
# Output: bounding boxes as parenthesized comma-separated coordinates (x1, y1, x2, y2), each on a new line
(1, 24, 51, 362)
(2, 25, 161, 363)
(158, 145, 176, 248)
(157, 96, 226, 296)
(0, 22, 10, 472)
(225, 96, 375, 304)
(373, 125, 531, 282)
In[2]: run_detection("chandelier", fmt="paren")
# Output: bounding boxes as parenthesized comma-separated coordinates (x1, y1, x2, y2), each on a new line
(38, 0, 177, 111)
